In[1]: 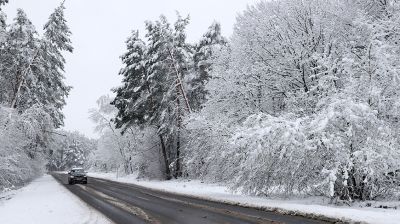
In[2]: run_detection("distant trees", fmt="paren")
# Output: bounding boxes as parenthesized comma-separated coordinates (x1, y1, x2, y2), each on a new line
(0, 1, 73, 191)
(47, 131, 95, 171)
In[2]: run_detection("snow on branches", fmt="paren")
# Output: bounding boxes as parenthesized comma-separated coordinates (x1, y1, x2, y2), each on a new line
(181, 0, 400, 201)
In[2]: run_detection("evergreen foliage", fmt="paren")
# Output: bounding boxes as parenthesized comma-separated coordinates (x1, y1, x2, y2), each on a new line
(0, 2, 74, 191)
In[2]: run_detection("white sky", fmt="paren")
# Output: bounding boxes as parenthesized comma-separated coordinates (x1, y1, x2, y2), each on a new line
(3, 0, 257, 138)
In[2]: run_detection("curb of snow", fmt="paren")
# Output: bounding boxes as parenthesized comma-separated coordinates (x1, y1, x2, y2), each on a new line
(50, 174, 114, 224)
(92, 176, 356, 224)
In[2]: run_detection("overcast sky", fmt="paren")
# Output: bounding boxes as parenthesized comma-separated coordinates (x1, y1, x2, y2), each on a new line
(3, 0, 257, 138)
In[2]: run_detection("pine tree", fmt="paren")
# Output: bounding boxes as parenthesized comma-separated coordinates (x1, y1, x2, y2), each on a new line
(0, 9, 7, 103)
(0, 12, 5, 40)
(113, 22, 174, 179)
(143, 17, 176, 179)
(0, 0, 8, 8)
(40, 2, 73, 127)
(190, 22, 227, 110)
(145, 15, 193, 178)
(112, 15, 194, 179)
(43, 3, 73, 53)
(112, 30, 148, 130)
(170, 14, 192, 177)
(3, 9, 40, 109)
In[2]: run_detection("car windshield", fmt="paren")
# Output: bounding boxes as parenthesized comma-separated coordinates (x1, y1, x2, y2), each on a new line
(71, 169, 85, 174)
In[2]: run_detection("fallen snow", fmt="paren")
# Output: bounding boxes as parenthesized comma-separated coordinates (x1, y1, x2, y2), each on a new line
(89, 172, 400, 224)
(0, 174, 112, 224)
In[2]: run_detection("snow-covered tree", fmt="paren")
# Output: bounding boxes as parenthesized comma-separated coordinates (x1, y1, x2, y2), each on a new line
(40, 2, 73, 127)
(0, 0, 8, 11)
(0, 4, 72, 128)
(182, 0, 400, 201)
(0, 3, 73, 191)
(112, 31, 147, 130)
(188, 22, 227, 111)
(90, 95, 163, 178)
(113, 14, 194, 179)
(1, 9, 40, 109)
(0, 9, 5, 42)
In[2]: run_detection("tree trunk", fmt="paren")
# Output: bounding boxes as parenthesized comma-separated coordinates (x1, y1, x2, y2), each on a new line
(167, 48, 192, 113)
(10, 71, 24, 108)
(10, 49, 40, 108)
(159, 134, 171, 180)
(257, 73, 262, 112)
(175, 80, 182, 178)
(301, 64, 309, 92)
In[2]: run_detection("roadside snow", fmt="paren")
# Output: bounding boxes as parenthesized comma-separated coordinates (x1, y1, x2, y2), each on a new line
(0, 174, 112, 224)
(89, 172, 400, 224)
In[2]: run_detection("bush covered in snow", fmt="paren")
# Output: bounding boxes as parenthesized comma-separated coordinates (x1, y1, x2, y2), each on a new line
(308, 99, 400, 200)
(181, 0, 400, 201)
(0, 106, 48, 191)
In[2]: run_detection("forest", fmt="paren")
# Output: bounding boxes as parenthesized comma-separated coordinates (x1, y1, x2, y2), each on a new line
(1, 0, 400, 203)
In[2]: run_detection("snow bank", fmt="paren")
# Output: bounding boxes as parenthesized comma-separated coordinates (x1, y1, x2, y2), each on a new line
(89, 172, 400, 224)
(0, 175, 111, 224)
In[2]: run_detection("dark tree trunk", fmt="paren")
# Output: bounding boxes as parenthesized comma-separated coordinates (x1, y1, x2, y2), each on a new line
(175, 81, 182, 178)
(159, 134, 171, 180)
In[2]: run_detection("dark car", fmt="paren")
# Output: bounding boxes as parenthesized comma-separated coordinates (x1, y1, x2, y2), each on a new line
(68, 168, 87, 185)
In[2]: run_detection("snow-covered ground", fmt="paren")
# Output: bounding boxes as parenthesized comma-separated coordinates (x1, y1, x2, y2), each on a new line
(89, 172, 400, 224)
(0, 175, 112, 224)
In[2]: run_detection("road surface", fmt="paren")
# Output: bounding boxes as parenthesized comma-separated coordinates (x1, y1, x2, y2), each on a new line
(52, 173, 332, 224)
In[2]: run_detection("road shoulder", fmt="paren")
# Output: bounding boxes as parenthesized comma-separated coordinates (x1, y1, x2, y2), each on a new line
(0, 174, 112, 224)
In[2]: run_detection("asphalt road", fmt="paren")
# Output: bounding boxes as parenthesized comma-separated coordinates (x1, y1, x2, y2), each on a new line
(52, 173, 333, 224)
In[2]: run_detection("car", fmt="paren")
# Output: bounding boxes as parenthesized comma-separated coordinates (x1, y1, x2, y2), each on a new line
(67, 168, 87, 185)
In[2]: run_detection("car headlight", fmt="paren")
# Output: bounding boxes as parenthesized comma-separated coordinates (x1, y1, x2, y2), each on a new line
(69, 176, 74, 178)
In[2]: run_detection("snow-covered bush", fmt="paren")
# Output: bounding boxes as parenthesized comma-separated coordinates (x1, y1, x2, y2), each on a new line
(182, 114, 232, 182)
(179, 0, 400, 202)
(0, 106, 48, 191)
(308, 99, 400, 200)
(191, 100, 400, 200)
(227, 113, 309, 196)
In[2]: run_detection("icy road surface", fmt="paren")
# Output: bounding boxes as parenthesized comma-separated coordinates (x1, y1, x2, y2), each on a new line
(52, 173, 330, 224)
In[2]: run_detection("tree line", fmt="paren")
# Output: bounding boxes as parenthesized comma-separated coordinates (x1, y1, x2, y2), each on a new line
(0, 1, 94, 191)
(92, 0, 400, 202)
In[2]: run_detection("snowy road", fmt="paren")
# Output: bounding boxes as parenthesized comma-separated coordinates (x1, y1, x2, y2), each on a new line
(52, 173, 331, 224)
(0, 175, 111, 224)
